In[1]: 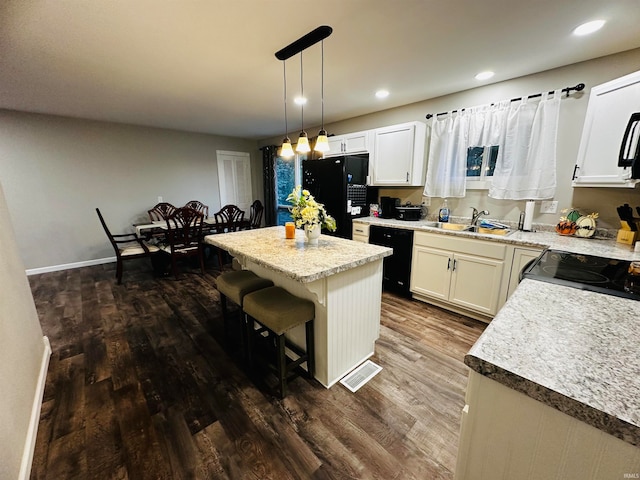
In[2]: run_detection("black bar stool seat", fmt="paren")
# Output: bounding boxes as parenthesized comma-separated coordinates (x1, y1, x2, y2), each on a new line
(243, 286, 315, 398)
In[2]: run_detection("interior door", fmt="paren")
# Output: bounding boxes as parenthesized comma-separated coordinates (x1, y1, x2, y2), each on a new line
(216, 150, 252, 213)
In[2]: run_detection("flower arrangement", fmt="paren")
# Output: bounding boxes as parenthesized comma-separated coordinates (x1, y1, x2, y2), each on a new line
(286, 185, 337, 232)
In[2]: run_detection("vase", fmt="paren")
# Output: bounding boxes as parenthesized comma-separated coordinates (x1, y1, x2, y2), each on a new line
(304, 225, 321, 245)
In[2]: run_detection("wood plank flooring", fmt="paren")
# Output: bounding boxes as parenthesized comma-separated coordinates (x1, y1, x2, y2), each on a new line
(29, 258, 486, 479)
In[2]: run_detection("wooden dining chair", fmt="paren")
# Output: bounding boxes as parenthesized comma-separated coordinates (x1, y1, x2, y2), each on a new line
(159, 206, 205, 279)
(184, 200, 209, 219)
(96, 208, 160, 284)
(148, 202, 177, 222)
(248, 200, 264, 229)
(213, 204, 245, 233)
(210, 204, 246, 268)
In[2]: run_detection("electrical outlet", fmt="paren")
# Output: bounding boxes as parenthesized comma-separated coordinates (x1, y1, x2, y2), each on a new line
(422, 196, 431, 207)
(158, 196, 163, 203)
(540, 200, 558, 214)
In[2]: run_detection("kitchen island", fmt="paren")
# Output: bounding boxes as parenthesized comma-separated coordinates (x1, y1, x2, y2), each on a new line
(204, 226, 393, 387)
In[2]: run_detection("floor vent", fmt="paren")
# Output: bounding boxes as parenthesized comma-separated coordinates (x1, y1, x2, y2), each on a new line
(339, 360, 382, 393)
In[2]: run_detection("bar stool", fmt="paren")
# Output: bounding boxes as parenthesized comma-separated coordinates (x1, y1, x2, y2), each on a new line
(216, 270, 273, 353)
(242, 286, 315, 398)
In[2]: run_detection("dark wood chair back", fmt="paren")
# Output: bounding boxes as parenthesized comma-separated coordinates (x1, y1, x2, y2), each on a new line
(213, 204, 245, 233)
(148, 202, 177, 222)
(248, 200, 264, 229)
(96, 208, 157, 284)
(161, 207, 205, 278)
(184, 200, 209, 218)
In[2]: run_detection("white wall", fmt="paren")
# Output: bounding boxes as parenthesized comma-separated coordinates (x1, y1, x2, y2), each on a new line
(261, 48, 640, 229)
(0, 181, 50, 479)
(0, 111, 261, 270)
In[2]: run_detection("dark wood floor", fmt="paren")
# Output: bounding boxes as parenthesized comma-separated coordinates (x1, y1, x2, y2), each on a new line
(29, 257, 486, 480)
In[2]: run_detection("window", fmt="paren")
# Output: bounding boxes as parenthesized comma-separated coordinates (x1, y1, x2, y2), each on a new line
(466, 145, 498, 189)
(274, 153, 305, 225)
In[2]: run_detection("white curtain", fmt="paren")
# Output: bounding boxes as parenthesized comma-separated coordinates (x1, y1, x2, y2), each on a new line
(489, 90, 561, 200)
(424, 91, 561, 200)
(424, 112, 469, 198)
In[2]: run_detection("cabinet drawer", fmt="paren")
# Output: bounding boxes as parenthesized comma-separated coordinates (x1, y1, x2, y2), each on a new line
(414, 231, 506, 260)
(352, 223, 370, 237)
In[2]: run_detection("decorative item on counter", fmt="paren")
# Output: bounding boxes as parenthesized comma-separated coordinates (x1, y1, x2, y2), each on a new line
(369, 204, 379, 217)
(438, 199, 450, 222)
(287, 185, 336, 245)
(555, 207, 578, 236)
(574, 212, 598, 238)
(285, 221, 295, 239)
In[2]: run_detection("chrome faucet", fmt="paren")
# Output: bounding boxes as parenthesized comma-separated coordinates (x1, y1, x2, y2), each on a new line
(471, 207, 490, 226)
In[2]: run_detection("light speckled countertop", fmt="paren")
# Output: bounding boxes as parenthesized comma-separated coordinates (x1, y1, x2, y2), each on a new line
(355, 216, 640, 446)
(466, 279, 640, 447)
(204, 226, 392, 283)
(354, 216, 638, 261)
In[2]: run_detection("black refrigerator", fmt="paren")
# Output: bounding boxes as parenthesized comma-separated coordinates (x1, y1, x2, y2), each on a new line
(302, 154, 375, 239)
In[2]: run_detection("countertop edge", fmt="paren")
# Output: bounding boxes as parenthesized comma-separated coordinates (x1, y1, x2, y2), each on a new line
(464, 354, 640, 447)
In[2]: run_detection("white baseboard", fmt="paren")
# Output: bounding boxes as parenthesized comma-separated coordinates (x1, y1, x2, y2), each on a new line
(19, 336, 51, 480)
(26, 257, 115, 276)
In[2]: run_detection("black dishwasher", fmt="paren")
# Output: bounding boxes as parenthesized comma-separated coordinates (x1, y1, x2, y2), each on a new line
(369, 226, 414, 297)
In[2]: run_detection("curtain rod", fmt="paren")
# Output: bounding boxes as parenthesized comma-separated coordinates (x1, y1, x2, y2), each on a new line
(424, 82, 585, 119)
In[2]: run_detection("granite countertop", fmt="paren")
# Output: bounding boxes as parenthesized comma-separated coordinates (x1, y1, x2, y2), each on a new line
(204, 226, 392, 283)
(354, 216, 638, 261)
(466, 279, 640, 447)
(353, 216, 640, 446)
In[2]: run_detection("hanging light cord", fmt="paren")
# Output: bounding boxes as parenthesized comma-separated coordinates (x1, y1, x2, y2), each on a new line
(283, 61, 288, 137)
(300, 52, 304, 132)
(321, 40, 324, 131)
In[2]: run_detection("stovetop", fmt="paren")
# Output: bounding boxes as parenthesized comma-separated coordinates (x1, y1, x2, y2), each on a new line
(522, 249, 640, 301)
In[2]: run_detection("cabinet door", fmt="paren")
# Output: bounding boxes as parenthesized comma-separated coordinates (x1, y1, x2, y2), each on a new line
(324, 131, 371, 157)
(343, 131, 370, 154)
(573, 70, 640, 188)
(449, 253, 504, 316)
(410, 246, 452, 301)
(372, 124, 415, 185)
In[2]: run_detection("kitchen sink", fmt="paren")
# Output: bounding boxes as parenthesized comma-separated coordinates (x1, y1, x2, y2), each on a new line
(423, 221, 514, 236)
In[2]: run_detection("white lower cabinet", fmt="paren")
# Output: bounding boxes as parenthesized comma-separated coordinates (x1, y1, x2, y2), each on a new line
(410, 232, 506, 318)
(455, 371, 640, 480)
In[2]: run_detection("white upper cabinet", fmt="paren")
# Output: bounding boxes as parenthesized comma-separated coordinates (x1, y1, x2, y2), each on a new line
(572, 70, 640, 188)
(324, 130, 371, 157)
(371, 121, 427, 186)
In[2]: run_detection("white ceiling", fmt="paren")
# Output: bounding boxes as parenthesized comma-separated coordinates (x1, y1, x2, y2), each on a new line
(2, 0, 639, 140)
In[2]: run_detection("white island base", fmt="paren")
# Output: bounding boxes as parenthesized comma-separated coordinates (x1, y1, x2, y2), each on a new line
(239, 257, 383, 388)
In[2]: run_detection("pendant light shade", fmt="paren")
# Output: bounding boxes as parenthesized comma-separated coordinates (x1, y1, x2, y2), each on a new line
(315, 130, 330, 152)
(280, 137, 294, 158)
(314, 40, 330, 154)
(296, 131, 310, 153)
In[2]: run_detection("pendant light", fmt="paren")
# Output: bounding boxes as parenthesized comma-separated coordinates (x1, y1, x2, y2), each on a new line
(314, 39, 330, 153)
(280, 60, 294, 158)
(295, 52, 310, 153)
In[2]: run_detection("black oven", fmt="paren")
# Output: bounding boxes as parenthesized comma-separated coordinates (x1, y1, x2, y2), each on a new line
(521, 249, 640, 301)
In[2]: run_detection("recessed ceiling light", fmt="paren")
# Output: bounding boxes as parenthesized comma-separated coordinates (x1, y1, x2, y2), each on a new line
(294, 96, 307, 105)
(475, 71, 495, 81)
(573, 20, 605, 36)
(375, 89, 389, 99)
